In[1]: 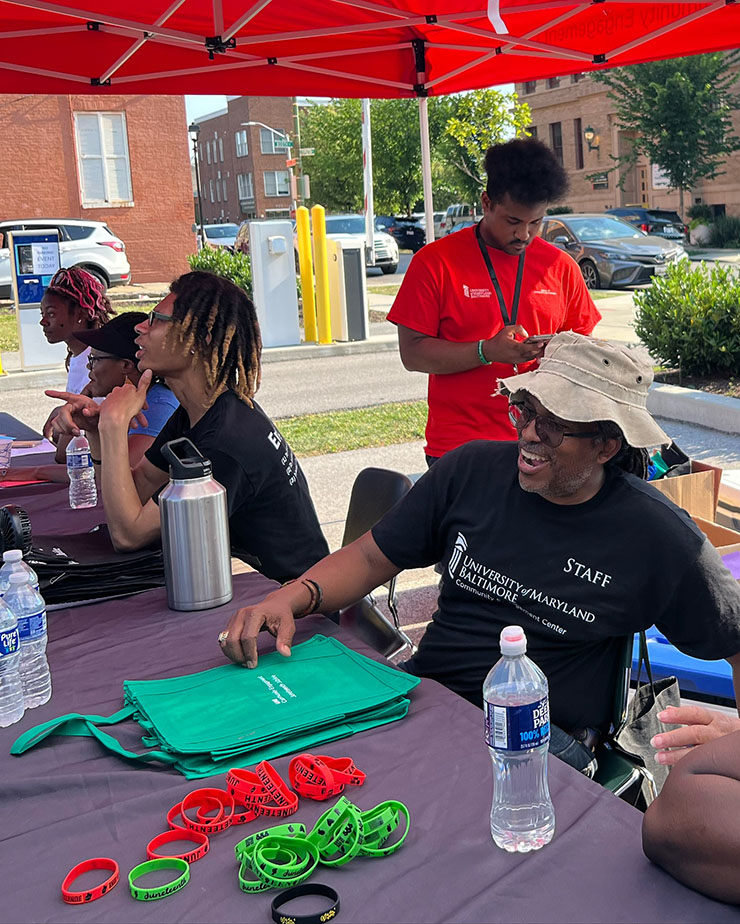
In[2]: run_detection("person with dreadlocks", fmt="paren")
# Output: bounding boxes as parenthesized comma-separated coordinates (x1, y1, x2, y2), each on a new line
(46, 271, 329, 584)
(218, 333, 740, 774)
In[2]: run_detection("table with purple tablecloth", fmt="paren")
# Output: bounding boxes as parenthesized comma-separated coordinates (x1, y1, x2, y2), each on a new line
(2, 571, 738, 924)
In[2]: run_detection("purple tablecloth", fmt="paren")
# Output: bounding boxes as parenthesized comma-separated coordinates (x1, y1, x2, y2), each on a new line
(1, 572, 738, 924)
(0, 480, 105, 535)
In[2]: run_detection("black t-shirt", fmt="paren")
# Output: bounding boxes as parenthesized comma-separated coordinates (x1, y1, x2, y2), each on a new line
(372, 441, 740, 733)
(146, 391, 329, 583)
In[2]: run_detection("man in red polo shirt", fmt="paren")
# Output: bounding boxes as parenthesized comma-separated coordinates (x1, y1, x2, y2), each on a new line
(389, 138, 601, 464)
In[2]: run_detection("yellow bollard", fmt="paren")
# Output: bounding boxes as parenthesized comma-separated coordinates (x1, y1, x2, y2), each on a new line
(311, 205, 332, 345)
(295, 207, 318, 343)
(0, 354, 4, 376)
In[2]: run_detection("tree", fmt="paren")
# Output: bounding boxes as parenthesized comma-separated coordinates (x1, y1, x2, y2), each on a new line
(300, 99, 363, 212)
(594, 53, 740, 216)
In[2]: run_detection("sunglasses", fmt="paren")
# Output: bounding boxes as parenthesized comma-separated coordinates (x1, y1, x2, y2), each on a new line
(147, 309, 175, 326)
(508, 401, 601, 449)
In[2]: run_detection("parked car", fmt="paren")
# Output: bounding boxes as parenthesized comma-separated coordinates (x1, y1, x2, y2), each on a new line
(606, 207, 688, 242)
(445, 218, 477, 235)
(197, 223, 240, 251)
(440, 203, 478, 236)
(539, 213, 686, 289)
(432, 211, 446, 240)
(387, 215, 425, 252)
(0, 218, 130, 297)
(324, 214, 399, 274)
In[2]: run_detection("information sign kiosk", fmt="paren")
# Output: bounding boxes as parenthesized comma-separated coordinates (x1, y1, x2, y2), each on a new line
(9, 228, 65, 370)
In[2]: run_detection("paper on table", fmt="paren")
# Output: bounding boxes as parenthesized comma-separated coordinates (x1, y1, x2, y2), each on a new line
(11, 438, 55, 457)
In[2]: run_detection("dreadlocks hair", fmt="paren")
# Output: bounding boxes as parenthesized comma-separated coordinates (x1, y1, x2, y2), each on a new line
(597, 420, 650, 480)
(46, 267, 114, 369)
(169, 271, 262, 405)
(484, 138, 569, 207)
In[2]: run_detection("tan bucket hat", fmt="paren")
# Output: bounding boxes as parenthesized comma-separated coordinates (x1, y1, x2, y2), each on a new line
(498, 332, 669, 448)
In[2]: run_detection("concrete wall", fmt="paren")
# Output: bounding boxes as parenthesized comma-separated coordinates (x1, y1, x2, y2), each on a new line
(0, 94, 195, 283)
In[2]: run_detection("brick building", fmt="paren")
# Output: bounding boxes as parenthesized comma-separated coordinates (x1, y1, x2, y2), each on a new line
(195, 96, 294, 223)
(0, 94, 194, 283)
(517, 74, 740, 217)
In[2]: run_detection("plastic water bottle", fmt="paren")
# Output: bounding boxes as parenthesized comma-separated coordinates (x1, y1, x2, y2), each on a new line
(4, 573, 51, 709)
(0, 595, 24, 727)
(66, 430, 97, 509)
(0, 549, 38, 595)
(483, 625, 555, 852)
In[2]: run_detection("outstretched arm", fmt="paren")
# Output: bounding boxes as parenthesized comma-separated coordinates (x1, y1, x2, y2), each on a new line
(397, 323, 544, 375)
(220, 531, 400, 668)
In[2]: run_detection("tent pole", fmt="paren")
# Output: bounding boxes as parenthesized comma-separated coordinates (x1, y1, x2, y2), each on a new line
(362, 97, 375, 265)
(418, 96, 434, 243)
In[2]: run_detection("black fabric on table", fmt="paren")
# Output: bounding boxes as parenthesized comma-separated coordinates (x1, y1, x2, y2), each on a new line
(1, 572, 738, 924)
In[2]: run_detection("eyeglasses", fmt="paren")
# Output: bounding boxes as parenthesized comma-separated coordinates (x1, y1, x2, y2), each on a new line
(148, 309, 175, 326)
(86, 353, 117, 370)
(508, 401, 601, 449)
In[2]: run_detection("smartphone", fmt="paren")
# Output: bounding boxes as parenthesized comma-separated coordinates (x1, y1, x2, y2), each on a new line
(525, 334, 554, 344)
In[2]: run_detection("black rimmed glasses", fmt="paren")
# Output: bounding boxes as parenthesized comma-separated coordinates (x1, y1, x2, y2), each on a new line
(508, 401, 601, 449)
(86, 353, 117, 370)
(148, 309, 175, 326)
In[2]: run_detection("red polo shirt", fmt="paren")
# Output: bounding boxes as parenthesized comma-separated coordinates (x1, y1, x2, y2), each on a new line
(388, 227, 601, 457)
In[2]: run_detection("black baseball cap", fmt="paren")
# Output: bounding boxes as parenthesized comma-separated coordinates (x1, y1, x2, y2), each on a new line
(75, 312, 148, 363)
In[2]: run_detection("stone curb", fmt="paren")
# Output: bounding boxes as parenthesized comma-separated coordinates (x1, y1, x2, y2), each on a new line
(648, 383, 740, 434)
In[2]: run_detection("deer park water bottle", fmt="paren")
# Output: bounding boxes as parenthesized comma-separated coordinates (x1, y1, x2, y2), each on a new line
(483, 625, 555, 853)
(4, 573, 51, 709)
(66, 430, 97, 509)
(0, 549, 39, 595)
(0, 594, 24, 727)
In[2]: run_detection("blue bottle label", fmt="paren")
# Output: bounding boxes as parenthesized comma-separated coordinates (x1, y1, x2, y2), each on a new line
(485, 697, 550, 751)
(0, 626, 19, 656)
(17, 609, 46, 641)
(67, 451, 92, 470)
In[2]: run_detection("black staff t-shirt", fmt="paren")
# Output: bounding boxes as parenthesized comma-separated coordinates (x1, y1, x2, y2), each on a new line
(146, 391, 329, 583)
(372, 441, 740, 733)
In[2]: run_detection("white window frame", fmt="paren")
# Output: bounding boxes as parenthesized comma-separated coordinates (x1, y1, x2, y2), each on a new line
(222, 179, 227, 201)
(73, 111, 134, 208)
(263, 170, 290, 197)
(238, 173, 254, 199)
(206, 142, 211, 165)
(209, 179, 214, 203)
(235, 130, 248, 157)
(260, 128, 286, 154)
(219, 137, 224, 162)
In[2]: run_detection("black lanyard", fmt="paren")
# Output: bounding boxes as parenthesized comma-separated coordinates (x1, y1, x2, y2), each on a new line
(475, 222, 526, 327)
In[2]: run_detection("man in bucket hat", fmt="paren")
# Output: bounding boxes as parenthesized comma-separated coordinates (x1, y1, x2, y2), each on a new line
(221, 333, 740, 773)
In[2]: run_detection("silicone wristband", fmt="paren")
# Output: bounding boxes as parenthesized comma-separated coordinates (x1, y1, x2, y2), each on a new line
(167, 798, 223, 831)
(235, 823, 308, 860)
(271, 883, 340, 924)
(289, 756, 343, 801)
(128, 858, 190, 901)
(307, 797, 354, 849)
(252, 836, 319, 888)
(358, 801, 410, 857)
(314, 755, 366, 787)
(238, 856, 273, 894)
(232, 802, 261, 825)
(226, 768, 272, 804)
(180, 788, 234, 834)
(318, 811, 363, 867)
(146, 829, 210, 864)
(359, 803, 399, 842)
(478, 338, 492, 365)
(61, 857, 119, 904)
(257, 761, 295, 805)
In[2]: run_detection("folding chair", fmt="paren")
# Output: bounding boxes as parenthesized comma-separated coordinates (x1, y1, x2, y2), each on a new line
(593, 634, 658, 805)
(339, 467, 416, 659)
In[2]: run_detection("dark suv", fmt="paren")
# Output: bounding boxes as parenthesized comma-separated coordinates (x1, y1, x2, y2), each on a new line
(606, 207, 687, 242)
(386, 216, 425, 252)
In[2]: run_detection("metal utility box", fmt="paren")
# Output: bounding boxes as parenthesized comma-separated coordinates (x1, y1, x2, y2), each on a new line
(326, 238, 348, 341)
(341, 244, 368, 341)
(248, 220, 301, 348)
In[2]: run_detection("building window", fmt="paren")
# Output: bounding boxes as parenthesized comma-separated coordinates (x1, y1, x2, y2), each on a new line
(574, 118, 584, 170)
(261, 128, 285, 154)
(523, 81, 537, 94)
(209, 179, 214, 203)
(546, 77, 561, 89)
(206, 142, 211, 165)
(549, 122, 563, 166)
(264, 170, 290, 197)
(216, 173, 221, 201)
(73, 111, 133, 207)
(529, 125, 538, 139)
(238, 173, 254, 199)
(235, 130, 248, 157)
(219, 137, 224, 162)
(222, 179, 227, 201)
(571, 73, 585, 84)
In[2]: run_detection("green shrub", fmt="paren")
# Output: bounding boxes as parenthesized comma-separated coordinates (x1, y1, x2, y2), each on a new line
(634, 259, 740, 376)
(709, 215, 740, 249)
(187, 248, 253, 297)
(546, 206, 573, 215)
(687, 203, 714, 224)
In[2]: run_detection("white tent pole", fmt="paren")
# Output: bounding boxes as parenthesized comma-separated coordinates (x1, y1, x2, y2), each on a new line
(362, 98, 375, 266)
(418, 96, 434, 243)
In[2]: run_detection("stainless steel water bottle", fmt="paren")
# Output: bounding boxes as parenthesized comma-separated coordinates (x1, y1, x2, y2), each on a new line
(159, 438, 233, 611)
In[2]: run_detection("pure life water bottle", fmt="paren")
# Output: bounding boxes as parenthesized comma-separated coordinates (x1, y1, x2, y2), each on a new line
(483, 625, 555, 852)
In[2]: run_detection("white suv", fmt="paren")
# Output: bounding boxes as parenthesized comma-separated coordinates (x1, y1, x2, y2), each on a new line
(0, 219, 131, 297)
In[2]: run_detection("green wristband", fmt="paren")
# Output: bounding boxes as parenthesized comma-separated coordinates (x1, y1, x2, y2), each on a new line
(235, 823, 307, 861)
(359, 801, 410, 857)
(306, 796, 354, 849)
(477, 339, 492, 365)
(128, 858, 190, 901)
(360, 803, 400, 843)
(253, 836, 319, 886)
(319, 809, 363, 867)
(238, 856, 273, 894)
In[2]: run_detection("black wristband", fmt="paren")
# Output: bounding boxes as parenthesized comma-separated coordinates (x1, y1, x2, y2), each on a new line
(271, 883, 339, 924)
(90, 456, 101, 465)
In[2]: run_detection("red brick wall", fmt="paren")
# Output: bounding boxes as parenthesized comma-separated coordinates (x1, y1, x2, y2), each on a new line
(0, 94, 194, 283)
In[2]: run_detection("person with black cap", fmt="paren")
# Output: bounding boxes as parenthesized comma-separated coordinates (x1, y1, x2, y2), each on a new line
(6, 312, 178, 482)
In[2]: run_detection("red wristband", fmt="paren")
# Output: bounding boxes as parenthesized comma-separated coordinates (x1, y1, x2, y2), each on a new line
(167, 798, 224, 831)
(315, 755, 366, 787)
(226, 768, 272, 804)
(289, 755, 343, 801)
(146, 829, 210, 864)
(61, 857, 119, 904)
(180, 788, 234, 834)
(256, 760, 299, 816)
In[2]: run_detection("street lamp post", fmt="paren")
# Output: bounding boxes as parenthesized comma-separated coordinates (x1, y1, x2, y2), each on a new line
(188, 122, 206, 248)
(241, 119, 297, 216)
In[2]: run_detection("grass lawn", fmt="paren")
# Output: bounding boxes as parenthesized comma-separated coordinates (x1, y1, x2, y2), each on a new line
(0, 302, 152, 353)
(368, 284, 401, 297)
(278, 400, 427, 456)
